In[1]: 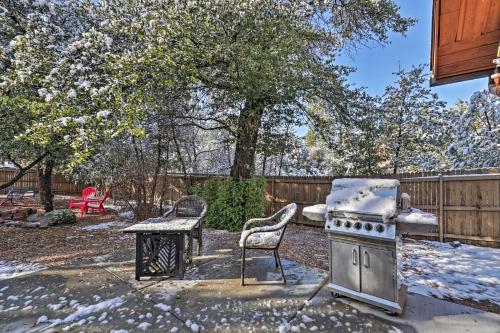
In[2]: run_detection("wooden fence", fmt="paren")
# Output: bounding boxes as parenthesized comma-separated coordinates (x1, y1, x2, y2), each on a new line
(0, 168, 84, 195)
(1, 167, 499, 245)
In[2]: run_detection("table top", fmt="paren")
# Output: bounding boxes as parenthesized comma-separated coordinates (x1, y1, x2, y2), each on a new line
(122, 217, 200, 233)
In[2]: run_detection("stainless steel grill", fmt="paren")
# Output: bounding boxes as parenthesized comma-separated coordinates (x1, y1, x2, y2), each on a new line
(303, 178, 437, 315)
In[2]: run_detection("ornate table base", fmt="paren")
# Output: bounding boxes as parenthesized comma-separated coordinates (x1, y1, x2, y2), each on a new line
(135, 232, 190, 280)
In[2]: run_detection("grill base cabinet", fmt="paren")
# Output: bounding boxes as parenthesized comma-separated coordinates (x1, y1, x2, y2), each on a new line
(328, 234, 406, 314)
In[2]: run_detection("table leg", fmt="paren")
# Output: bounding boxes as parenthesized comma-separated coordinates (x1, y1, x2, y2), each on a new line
(177, 233, 185, 278)
(135, 233, 142, 281)
(188, 231, 193, 264)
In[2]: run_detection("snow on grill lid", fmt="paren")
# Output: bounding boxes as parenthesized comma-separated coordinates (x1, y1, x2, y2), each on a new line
(326, 178, 399, 218)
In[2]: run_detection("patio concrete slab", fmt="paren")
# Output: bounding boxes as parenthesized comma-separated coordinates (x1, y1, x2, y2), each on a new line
(92, 251, 160, 290)
(0, 262, 187, 332)
(142, 248, 328, 332)
(334, 291, 500, 333)
(286, 288, 416, 333)
(2, 238, 499, 333)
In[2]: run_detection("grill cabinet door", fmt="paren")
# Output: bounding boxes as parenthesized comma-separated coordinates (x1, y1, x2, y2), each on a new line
(360, 246, 395, 301)
(330, 240, 360, 292)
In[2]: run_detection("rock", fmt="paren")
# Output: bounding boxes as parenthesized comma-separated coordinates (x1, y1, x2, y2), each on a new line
(39, 219, 49, 228)
(1, 211, 13, 220)
(26, 213, 44, 223)
(40, 209, 76, 226)
(13, 212, 27, 220)
(5, 221, 23, 227)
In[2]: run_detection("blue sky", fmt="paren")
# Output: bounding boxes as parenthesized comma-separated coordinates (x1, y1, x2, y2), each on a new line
(296, 1, 487, 137)
(337, 0, 485, 105)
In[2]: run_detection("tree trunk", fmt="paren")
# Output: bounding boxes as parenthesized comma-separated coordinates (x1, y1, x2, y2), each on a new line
(230, 100, 266, 179)
(261, 152, 267, 176)
(38, 158, 55, 212)
(393, 108, 404, 174)
(278, 150, 285, 176)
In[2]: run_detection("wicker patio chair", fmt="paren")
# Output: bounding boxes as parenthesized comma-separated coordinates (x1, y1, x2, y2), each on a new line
(239, 203, 297, 286)
(164, 195, 208, 257)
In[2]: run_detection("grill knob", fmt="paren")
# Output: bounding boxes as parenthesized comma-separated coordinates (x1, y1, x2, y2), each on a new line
(344, 221, 352, 228)
(335, 220, 342, 227)
(375, 224, 385, 233)
(364, 223, 373, 231)
(354, 222, 362, 229)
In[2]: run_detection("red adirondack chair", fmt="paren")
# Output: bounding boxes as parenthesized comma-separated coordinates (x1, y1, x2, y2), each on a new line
(82, 188, 111, 216)
(69, 186, 97, 210)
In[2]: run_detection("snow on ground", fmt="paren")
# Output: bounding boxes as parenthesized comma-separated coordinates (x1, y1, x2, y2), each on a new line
(118, 210, 135, 220)
(80, 221, 128, 231)
(402, 239, 500, 305)
(0, 260, 44, 280)
(43, 296, 126, 330)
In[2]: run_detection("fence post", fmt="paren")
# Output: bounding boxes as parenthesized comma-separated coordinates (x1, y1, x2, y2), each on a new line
(438, 173, 444, 242)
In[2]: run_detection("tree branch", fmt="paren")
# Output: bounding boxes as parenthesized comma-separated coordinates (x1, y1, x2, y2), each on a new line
(0, 152, 48, 191)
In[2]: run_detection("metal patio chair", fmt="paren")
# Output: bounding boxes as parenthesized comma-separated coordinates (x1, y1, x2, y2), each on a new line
(0, 187, 38, 206)
(239, 203, 297, 286)
(164, 195, 208, 257)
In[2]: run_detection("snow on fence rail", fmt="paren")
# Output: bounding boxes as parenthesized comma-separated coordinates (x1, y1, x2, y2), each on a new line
(1, 168, 499, 246)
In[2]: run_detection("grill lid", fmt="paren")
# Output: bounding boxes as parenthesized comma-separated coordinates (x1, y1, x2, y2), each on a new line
(326, 178, 399, 221)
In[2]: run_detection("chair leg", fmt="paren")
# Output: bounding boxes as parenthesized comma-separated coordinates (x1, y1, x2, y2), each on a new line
(241, 247, 246, 286)
(273, 250, 279, 268)
(197, 227, 202, 256)
(188, 232, 193, 264)
(275, 250, 286, 285)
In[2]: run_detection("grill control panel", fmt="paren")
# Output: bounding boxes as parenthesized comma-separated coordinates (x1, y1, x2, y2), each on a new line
(325, 219, 396, 240)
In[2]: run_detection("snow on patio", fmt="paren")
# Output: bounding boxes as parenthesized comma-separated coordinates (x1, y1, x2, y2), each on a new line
(0, 260, 44, 281)
(402, 239, 500, 305)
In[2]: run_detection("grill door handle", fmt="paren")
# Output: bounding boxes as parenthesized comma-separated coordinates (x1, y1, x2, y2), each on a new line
(363, 250, 370, 268)
(352, 248, 357, 265)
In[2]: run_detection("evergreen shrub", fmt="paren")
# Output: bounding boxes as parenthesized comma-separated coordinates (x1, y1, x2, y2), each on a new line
(194, 177, 267, 231)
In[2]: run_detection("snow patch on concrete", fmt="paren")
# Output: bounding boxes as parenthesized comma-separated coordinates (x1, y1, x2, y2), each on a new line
(0, 260, 44, 280)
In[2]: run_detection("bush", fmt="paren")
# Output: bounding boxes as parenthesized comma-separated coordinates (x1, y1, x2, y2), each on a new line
(41, 209, 76, 226)
(194, 177, 267, 231)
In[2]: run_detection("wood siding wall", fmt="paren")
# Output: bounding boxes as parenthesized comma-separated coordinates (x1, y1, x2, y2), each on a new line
(1, 168, 499, 245)
(431, 0, 500, 85)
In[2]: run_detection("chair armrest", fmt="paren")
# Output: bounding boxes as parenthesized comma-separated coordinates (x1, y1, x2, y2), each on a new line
(163, 208, 174, 218)
(240, 224, 285, 247)
(243, 217, 273, 231)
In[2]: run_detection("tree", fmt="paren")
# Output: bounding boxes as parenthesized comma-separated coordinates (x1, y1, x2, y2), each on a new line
(0, 0, 94, 209)
(0, 0, 416, 212)
(305, 90, 386, 176)
(447, 91, 500, 169)
(380, 65, 449, 173)
(158, 0, 415, 179)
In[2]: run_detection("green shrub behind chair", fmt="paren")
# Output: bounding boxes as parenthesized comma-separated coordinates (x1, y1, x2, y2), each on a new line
(194, 177, 267, 232)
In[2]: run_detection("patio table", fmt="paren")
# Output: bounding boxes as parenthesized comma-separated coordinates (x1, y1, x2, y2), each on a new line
(123, 217, 200, 280)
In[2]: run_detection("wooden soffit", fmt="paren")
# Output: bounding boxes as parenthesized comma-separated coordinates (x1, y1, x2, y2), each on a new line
(430, 0, 500, 86)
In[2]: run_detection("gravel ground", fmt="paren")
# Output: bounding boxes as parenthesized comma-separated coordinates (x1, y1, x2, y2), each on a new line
(0, 197, 135, 267)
